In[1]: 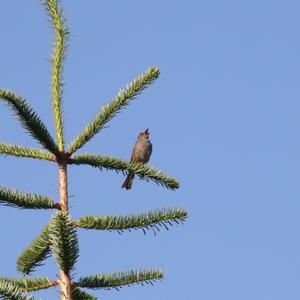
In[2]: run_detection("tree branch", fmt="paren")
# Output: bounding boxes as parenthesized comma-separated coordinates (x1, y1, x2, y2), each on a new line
(42, 0, 69, 150)
(0, 89, 59, 155)
(76, 269, 163, 290)
(67, 67, 160, 154)
(76, 208, 187, 234)
(17, 224, 51, 275)
(71, 288, 97, 300)
(48, 212, 79, 275)
(0, 143, 54, 161)
(0, 187, 58, 210)
(0, 278, 57, 292)
(0, 281, 34, 300)
(71, 153, 179, 190)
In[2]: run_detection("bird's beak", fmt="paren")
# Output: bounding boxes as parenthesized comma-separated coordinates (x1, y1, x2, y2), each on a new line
(145, 128, 149, 135)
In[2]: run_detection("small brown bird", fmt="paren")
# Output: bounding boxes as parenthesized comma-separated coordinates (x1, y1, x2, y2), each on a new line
(122, 129, 152, 190)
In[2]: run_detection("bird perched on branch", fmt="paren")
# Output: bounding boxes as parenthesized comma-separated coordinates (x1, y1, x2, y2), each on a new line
(122, 129, 152, 190)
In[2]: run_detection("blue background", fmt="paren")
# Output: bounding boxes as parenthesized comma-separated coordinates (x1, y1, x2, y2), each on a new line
(1, 1, 300, 299)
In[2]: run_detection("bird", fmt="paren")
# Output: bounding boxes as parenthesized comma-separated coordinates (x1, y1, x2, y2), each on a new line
(122, 128, 152, 190)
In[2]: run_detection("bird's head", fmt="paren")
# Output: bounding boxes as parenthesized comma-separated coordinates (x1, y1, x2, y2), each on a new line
(138, 128, 150, 139)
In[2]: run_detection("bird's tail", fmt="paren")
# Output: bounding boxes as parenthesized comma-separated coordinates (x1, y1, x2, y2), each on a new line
(122, 173, 135, 190)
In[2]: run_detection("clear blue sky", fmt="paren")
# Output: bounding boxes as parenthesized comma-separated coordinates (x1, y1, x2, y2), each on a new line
(1, 1, 300, 299)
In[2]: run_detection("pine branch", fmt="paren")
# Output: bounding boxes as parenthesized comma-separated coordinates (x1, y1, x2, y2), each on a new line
(0, 143, 54, 161)
(17, 224, 51, 275)
(48, 212, 79, 274)
(71, 154, 179, 190)
(0, 187, 58, 210)
(67, 67, 160, 155)
(0, 89, 59, 156)
(0, 281, 34, 300)
(76, 208, 187, 234)
(42, 0, 69, 150)
(72, 288, 97, 300)
(77, 269, 163, 290)
(0, 278, 56, 292)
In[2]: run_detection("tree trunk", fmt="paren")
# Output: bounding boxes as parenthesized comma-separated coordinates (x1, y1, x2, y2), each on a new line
(58, 163, 72, 300)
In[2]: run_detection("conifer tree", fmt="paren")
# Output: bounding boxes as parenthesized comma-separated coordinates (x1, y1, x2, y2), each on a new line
(0, 1, 187, 299)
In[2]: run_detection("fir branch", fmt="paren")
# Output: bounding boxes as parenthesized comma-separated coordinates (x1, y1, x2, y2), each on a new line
(77, 269, 163, 290)
(42, 0, 69, 150)
(0, 143, 54, 161)
(71, 153, 179, 190)
(0, 281, 34, 300)
(0, 187, 58, 210)
(0, 278, 56, 292)
(72, 288, 97, 300)
(0, 89, 59, 155)
(17, 224, 51, 275)
(67, 67, 160, 154)
(76, 208, 187, 234)
(48, 212, 79, 274)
